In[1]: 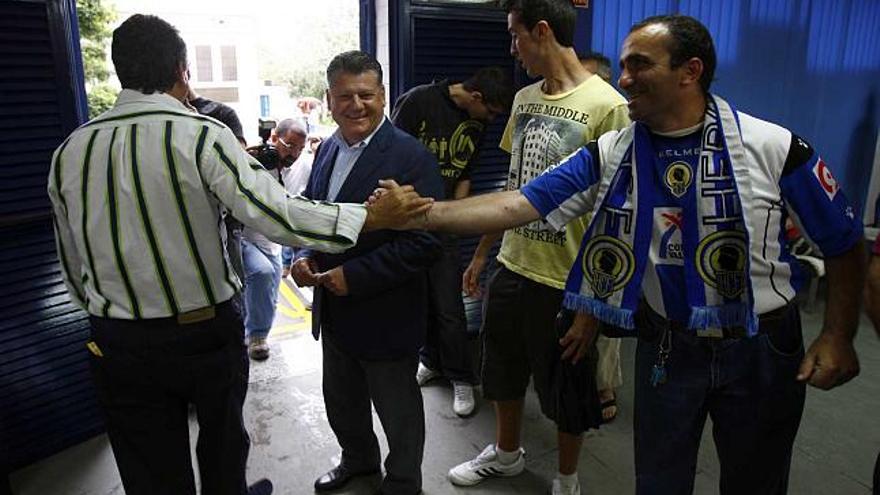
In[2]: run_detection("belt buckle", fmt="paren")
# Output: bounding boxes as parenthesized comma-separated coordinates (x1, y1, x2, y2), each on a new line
(177, 306, 216, 325)
(697, 327, 724, 338)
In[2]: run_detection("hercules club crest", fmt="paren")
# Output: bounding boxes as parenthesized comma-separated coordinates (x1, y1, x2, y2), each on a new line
(695, 231, 747, 299)
(664, 161, 693, 198)
(582, 236, 635, 298)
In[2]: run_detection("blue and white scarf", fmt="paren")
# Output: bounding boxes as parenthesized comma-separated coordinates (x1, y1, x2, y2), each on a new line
(563, 95, 760, 335)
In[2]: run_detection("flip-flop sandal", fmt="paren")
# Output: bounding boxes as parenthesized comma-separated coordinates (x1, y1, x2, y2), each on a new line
(600, 398, 618, 424)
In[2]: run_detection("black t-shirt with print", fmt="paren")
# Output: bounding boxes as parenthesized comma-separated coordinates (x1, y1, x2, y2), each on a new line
(391, 79, 484, 199)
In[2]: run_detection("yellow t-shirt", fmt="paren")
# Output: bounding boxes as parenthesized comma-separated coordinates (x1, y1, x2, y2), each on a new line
(497, 74, 630, 289)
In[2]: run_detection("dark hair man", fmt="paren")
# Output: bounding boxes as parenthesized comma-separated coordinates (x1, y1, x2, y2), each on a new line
(382, 13, 864, 495)
(47, 15, 427, 495)
(446, 1, 630, 495)
(291, 50, 443, 495)
(579, 51, 612, 82)
(391, 66, 513, 417)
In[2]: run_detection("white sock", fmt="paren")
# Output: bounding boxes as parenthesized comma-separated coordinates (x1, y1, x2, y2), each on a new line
(495, 445, 521, 464)
(556, 472, 578, 487)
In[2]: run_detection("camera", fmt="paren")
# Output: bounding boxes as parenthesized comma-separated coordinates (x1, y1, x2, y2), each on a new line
(247, 118, 283, 170)
(249, 143, 282, 170)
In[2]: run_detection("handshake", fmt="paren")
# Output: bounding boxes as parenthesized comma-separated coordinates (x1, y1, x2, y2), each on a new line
(362, 179, 433, 231)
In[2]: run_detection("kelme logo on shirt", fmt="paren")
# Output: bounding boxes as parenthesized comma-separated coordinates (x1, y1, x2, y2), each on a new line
(664, 161, 693, 198)
(583, 235, 635, 298)
(695, 230, 747, 299)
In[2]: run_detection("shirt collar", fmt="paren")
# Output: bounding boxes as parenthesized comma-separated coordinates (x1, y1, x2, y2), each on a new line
(114, 88, 192, 113)
(333, 117, 386, 151)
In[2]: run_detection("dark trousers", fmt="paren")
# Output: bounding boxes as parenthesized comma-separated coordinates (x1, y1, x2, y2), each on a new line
(88, 301, 250, 495)
(420, 238, 475, 383)
(634, 304, 806, 495)
(322, 333, 424, 494)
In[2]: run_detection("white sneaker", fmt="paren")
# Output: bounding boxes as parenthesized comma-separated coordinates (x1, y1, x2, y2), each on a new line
(448, 444, 525, 486)
(248, 337, 269, 361)
(551, 478, 581, 495)
(415, 362, 440, 386)
(452, 381, 475, 416)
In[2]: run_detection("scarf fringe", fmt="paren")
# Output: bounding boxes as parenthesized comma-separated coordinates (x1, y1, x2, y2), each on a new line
(688, 304, 759, 336)
(563, 292, 636, 330)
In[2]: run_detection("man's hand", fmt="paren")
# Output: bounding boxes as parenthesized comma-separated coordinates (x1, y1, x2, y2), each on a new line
(462, 254, 487, 298)
(797, 332, 860, 390)
(291, 258, 320, 287)
(316, 267, 348, 296)
(363, 179, 433, 231)
(559, 311, 599, 364)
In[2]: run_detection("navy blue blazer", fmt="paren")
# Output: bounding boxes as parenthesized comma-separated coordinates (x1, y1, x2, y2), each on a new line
(298, 120, 443, 360)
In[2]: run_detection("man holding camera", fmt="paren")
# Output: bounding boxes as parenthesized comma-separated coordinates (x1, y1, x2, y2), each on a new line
(242, 118, 308, 361)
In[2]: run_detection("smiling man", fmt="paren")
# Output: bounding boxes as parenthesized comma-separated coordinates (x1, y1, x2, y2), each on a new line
(292, 51, 443, 495)
(384, 14, 865, 495)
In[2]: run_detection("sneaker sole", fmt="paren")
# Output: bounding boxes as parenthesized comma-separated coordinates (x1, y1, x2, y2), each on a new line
(448, 464, 524, 486)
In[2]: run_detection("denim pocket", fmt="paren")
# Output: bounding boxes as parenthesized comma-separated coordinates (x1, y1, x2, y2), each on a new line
(762, 322, 804, 358)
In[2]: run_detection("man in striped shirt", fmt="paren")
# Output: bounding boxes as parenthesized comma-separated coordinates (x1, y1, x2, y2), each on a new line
(46, 14, 428, 495)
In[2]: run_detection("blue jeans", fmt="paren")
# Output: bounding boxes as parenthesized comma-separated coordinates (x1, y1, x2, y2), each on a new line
(241, 240, 282, 340)
(281, 246, 295, 269)
(634, 304, 806, 495)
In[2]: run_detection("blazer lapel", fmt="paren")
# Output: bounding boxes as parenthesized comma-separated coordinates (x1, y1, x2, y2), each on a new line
(313, 140, 339, 200)
(333, 120, 393, 201)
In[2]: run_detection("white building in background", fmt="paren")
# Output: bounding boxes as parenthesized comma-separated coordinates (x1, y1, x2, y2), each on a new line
(112, 0, 296, 145)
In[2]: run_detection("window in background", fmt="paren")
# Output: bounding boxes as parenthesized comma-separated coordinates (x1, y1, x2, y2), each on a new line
(196, 45, 213, 82)
(221, 45, 238, 81)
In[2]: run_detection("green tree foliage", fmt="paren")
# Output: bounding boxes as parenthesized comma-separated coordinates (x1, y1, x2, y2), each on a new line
(258, 2, 358, 100)
(77, 0, 116, 118)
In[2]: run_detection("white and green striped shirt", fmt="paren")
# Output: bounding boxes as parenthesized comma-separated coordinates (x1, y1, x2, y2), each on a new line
(48, 89, 367, 319)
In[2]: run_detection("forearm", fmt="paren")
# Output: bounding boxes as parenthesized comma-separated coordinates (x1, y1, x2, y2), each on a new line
(822, 242, 866, 339)
(473, 231, 503, 259)
(426, 190, 540, 235)
(453, 180, 471, 200)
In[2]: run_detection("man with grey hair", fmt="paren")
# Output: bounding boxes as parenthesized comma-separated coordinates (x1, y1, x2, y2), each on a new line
(241, 118, 308, 360)
(292, 51, 443, 494)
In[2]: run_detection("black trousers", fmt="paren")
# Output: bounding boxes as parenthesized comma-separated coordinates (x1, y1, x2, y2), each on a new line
(420, 237, 476, 383)
(88, 300, 250, 495)
(322, 333, 424, 495)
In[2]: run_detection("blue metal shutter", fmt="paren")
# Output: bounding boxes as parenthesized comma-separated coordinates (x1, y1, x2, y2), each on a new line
(0, 0, 97, 471)
(393, 3, 514, 332)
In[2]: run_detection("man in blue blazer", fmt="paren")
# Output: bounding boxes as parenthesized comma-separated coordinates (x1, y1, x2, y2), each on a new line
(292, 51, 443, 495)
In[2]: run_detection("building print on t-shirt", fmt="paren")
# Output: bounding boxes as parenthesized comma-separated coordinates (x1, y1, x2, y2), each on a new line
(508, 111, 591, 244)
(416, 119, 483, 179)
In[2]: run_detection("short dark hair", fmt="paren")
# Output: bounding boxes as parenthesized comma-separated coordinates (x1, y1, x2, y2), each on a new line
(500, 0, 577, 48)
(326, 50, 383, 87)
(112, 14, 187, 94)
(461, 66, 514, 110)
(580, 51, 612, 81)
(630, 15, 716, 93)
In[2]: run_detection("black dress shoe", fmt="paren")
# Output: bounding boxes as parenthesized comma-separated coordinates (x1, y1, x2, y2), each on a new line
(314, 464, 379, 492)
(247, 479, 273, 495)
